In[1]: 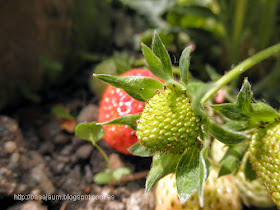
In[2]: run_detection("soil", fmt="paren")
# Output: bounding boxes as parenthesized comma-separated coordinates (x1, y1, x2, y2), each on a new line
(0, 92, 154, 210)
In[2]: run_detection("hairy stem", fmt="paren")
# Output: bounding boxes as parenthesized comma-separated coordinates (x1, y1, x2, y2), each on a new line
(201, 42, 280, 104)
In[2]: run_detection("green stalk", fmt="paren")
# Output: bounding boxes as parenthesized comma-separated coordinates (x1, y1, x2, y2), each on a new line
(231, 0, 247, 64)
(258, 0, 277, 49)
(201, 42, 280, 104)
(92, 142, 112, 170)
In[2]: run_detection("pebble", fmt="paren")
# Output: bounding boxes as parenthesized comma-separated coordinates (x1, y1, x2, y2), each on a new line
(31, 164, 56, 195)
(54, 134, 70, 144)
(109, 153, 125, 169)
(126, 189, 155, 210)
(77, 104, 99, 123)
(76, 144, 93, 160)
(4, 141, 17, 153)
(21, 201, 47, 210)
(61, 144, 73, 155)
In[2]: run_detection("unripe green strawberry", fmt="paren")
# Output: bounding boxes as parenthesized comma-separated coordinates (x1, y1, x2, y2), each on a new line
(235, 169, 275, 207)
(155, 170, 241, 210)
(249, 122, 280, 207)
(211, 140, 275, 207)
(136, 87, 202, 153)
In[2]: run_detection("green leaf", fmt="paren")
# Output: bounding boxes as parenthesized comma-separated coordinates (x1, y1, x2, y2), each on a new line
(198, 137, 210, 207)
(146, 153, 181, 192)
(207, 119, 249, 145)
(113, 167, 131, 180)
(179, 46, 192, 85)
(98, 114, 140, 130)
(94, 74, 163, 102)
(218, 143, 248, 177)
(94, 167, 132, 185)
(176, 147, 200, 203)
(244, 158, 257, 181)
(236, 79, 253, 113)
(152, 32, 173, 77)
(186, 82, 214, 116)
(51, 105, 74, 120)
(94, 169, 113, 185)
(75, 122, 104, 144)
(211, 103, 248, 121)
(128, 142, 154, 157)
(205, 65, 221, 81)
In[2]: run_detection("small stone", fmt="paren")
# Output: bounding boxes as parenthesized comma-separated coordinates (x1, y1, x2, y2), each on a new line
(54, 134, 70, 144)
(126, 189, 155, 210)
(85, 165, 93, 183)
(76, 144, 93, 160)
(104, 201, 125, 210)
(77, 104, 99, 123)
(109, 153, 125, 169)
(9, 152, 20, 168)
(4, 141, 17, 153)
(31, 164, 56, 195)
(39, 142, 55, 155)
(61, 145, 73, 155)
(21, 201, 47, 210)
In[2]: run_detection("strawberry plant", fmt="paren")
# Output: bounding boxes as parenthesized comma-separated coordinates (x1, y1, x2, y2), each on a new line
(98, 68, 163, 154)
(155, 170, 241, 210)
(75, 32, 280, 207)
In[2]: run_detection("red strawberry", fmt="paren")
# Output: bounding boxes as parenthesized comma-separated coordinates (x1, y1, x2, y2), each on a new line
(98, 68, 162, 154)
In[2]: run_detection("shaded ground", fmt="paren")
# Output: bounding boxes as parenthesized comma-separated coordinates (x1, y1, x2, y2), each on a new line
(0, 90, 154, 209)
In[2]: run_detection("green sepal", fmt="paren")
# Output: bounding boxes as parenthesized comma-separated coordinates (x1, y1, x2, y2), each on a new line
(236, 79, 253, 111)
(128, 142, 154, 157)
(145, 153, 181, 192)
(186, 82, 214, 116)
(244, 157, 257, 181)
(211, 103, 248, 121)
(97, 113, 140, 130)
(251, 102, 280, 123)
(75, 122, 104, 144)
(213, 78, 280, 125)
(218, 142, 248, 177)
(198, 137, 211, 207)
(179, 46, 192, 85)
(94, 74, 163, 102)
(141, 43, 185, 90)
(225, 121, 249, 131)
(152, 32, 173, 77)
(141, 43, 172, 82)
(176, 147, 200, 204)
(207, 119, 249, 145)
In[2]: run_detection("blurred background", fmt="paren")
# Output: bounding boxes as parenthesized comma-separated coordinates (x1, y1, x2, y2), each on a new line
(0, 0, 279, 209)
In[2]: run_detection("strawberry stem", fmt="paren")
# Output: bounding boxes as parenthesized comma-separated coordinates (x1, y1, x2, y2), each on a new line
(201, 42, 280, 104)
(92, 142, 113, 170)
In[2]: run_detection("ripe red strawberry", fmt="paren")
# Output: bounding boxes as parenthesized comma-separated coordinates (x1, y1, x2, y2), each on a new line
(98, 68, 162, 154)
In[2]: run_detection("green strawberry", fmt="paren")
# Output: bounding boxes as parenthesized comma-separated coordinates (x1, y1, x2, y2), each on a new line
(211, 139, 275, 207)
(235, 169, 275, 207)
(136, 87, 202, 153)
(155, 169, 241, 210)
(249, 122, 280, 207)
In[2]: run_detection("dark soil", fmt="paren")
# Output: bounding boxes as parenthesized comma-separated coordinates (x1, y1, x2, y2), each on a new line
(0, 90, 154, 210)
